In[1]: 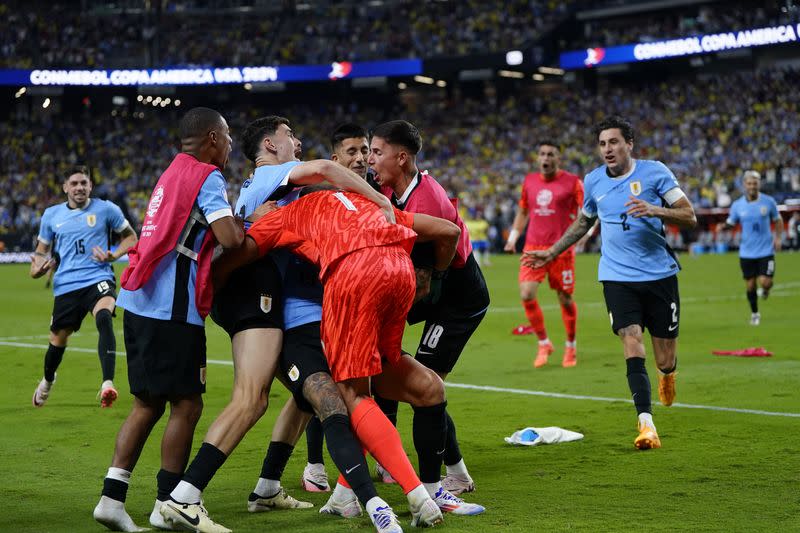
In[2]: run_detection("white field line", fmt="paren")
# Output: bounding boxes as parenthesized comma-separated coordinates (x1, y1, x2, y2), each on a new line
(2, 340, 798, 419)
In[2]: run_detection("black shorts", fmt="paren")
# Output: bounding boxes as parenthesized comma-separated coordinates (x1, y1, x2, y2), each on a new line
(409, 254, 490, 373)
(123, 310, 207, 398)
(740, 255, 775, 279)
(602, 275, 680, 339)
(279, 321, 330, 414)
(210, 256, 284, 337)
(51, 278, 116, 333)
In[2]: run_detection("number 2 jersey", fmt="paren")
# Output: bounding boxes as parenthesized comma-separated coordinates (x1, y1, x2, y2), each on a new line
(37, 199, 130, 296)
(582, 159, 686, 282)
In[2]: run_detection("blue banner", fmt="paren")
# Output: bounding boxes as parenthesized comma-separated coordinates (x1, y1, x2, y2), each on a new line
(561, 23, 800, 70)
(0, 59, 422, 86)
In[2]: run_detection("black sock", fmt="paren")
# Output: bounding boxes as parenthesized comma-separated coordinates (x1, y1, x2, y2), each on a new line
(43, 343, 65, 382)
(95, 309, 116, 381)
(322, 414, 377, 506)
(626, 357, 651, 415)
(442, 410, 463, 467)
(305, 416, 325, 465)
(102, 477, 129, 502)
(182, 442, 228, 493)
(746, 290, 758, 313)
(259, 441, 294, 483)
(659, 357, 677, 375)
(374, 394, 399, 427)
(412, 402, 447, 484)
(156, 469, 183, 502)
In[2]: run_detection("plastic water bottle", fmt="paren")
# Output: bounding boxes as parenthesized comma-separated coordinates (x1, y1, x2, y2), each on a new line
(520, 429, 539, 442)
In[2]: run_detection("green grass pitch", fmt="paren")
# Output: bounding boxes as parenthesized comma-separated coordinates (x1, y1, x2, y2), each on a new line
(1, 252, 798, 532)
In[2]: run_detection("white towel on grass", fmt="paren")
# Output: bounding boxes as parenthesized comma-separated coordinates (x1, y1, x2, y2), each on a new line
(504, 426, 584, 446)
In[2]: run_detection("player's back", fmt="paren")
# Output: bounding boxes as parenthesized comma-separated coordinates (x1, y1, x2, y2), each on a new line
(236, 162, 301, 223)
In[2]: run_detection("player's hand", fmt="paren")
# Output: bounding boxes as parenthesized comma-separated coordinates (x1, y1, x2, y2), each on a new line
(379, 198, 396, 224)
(92, 245, 115, 262)
(30, 254, 56, 278)
(503, 240, 516, 253)
(521, 249, 554, 268)
(625, 196, 660, 218)
(250, 201, 279, 222)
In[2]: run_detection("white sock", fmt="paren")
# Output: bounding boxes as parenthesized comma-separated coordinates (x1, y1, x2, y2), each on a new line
(170, 480, 202, 504)
(445, 459, 470, 478)
(422, 482, 441, 498)
(538, 338, 551, 346)
(565, 340, 577, 348)
(366, 496, 390, 516)
(406, 484, 430, 507)
(253, 478, 281, 498)
(638, 412, 655, 429)
(331, 482, 356, 501)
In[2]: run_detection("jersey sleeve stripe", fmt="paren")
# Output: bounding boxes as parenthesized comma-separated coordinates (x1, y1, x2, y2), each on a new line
(206, 207, 233, 224)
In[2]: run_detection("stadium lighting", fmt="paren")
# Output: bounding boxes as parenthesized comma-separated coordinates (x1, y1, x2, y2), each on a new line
(153, 97, 162, 105)
(174, 99, 181, 106)
(145, 95, 153, 103)
(15, 87, 26, 98)
(398, 82, 407, 90)
(42, 98, 51, 109)
(538, 66, 565, 75)
(413, 75, 434, 85)
(436, 80, 447, 88)
(164, 98, 171, 104)
(498, 70, 524, 79)
(244, 83, 253, 91)
(532, 73, 545, 81)
(137, 95, 143, 102)
(506, 50, 524, 66)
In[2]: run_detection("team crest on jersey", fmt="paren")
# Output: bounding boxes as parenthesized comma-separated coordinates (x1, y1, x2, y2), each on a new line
(147, 186, 164, 218)
(536, 189, 553, 207)
(86, 214, 97, 227)
(260, 294, 273, 314)
(200, 366, 207, 385)
(760, 206, 768, 216)
(288, 365, 300, 382)
(629, 181, 642, 196)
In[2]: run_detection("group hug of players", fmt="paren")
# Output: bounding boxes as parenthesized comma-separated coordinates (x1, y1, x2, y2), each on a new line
(28, 109, 783, 533)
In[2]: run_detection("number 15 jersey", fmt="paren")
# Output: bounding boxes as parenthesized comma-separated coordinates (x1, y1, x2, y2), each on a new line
(582, 159, 685, 282)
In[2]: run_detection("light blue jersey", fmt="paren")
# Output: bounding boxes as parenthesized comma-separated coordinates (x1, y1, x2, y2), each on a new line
(583, 159, 684, 282)
(38, 199, 129, 296)
(727, 194, 780, 259)
(235, 161, 322, 329)
(116, 170, 232, 326)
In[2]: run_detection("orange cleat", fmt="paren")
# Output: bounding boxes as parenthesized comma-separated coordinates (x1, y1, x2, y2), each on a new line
(634, 422, 661, 450)
(562, 346, 577, 367)
(533, 341, 553, 368)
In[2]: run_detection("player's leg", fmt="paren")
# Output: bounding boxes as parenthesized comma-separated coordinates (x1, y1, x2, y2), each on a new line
(758, 255, 776, 300)
(302, 416, 327, 490)
(92, 293, 118, 407)
(741, 257, 760, 324)
(520, 263, 552, 365)
(551, 252, 578, 367)
(644, 275, 680, 409)
(33, 327, 71, 407)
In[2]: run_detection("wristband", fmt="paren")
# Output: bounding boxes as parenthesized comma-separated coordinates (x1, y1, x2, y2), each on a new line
(507, 228, 520, 244)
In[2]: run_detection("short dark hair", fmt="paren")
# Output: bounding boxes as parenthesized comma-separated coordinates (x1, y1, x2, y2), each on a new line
(241, 116, 290, 162)
(593, 115, 635, 143)
(178, 107, 224, 140)
(371, 120, 422, 155)
(330, 123, 368, 152)
(538, 140, 560, 151)
(65, 164, 91, 182)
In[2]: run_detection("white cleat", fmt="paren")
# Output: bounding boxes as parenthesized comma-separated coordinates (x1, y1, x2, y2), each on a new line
(149, 499, 178, 530)
(409, 496, 443, 528)
(93, 495, 149, 532)
(431, 486, 485, 516)
(159, 500, 231, 533)
(32, 376, 54, 407)
(247, 488, 313, 512)
(301, 462, 330, 492)
(750, 312, 761, 326)
(440, 473, 475, 496)
(320, 492, 363, 518)
(375, 462, 397, 484)
(370, 504, 404, 533)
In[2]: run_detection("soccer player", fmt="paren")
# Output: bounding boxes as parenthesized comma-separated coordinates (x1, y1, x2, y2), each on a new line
(160, 116, 398, 533)
(504, 141, 583, 367)
(719, 170, 782, 325)
(212, 189, 464, 530)
(369, 120, 490, 496)
(30, 165, 137, 408)
(93, 108, 246, 532)
(525, 116, 696, 450)
(464, 209, 491, 266)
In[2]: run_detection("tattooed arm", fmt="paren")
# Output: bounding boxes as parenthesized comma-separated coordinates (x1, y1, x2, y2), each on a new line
(522, 212, 596, 268)
(414, 267, 433, 303)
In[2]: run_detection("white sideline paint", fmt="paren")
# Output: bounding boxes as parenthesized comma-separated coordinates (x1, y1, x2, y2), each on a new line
(2, 339, 798, 419)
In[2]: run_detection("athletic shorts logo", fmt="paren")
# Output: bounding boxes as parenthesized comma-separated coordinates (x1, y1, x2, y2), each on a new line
(629, 181, 642, 196)
(86, 214, 97, 227)
(260, 294, 272, 314)
(199, 366, 206, 385)
(608, 312, 614, 325)
(668, 324, 678, 332)
(288, 364, 300, 382)
(147, 186, 164, 218)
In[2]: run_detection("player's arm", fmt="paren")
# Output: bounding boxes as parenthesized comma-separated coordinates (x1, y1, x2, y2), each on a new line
(523, 212, 596, 268)
(288, 159, 395, 223)
(30, 240, 56, 279)
(209, 216, 244, 249)
(625, 195, 696, 228)
(407, 212, 460, 303)
(92, 225, 138, 262)
(504, 206, 529, 252)
(773, 205, 784, 251)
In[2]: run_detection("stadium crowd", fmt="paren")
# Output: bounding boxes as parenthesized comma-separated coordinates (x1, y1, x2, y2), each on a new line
(3, 66, 798, 251)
